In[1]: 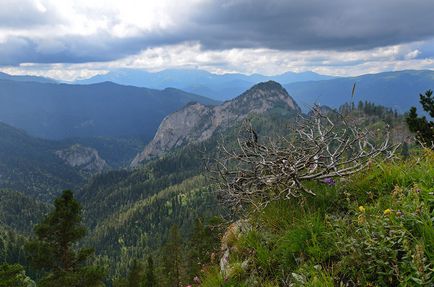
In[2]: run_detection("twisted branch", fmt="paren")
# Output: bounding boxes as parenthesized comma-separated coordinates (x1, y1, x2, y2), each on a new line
(214, 107, 397, 211)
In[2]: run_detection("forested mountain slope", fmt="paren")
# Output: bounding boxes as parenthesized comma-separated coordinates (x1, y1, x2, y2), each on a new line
(0, 122, 117, 201)
(0, 79, 217, 140)
(77, 83, 411, 281)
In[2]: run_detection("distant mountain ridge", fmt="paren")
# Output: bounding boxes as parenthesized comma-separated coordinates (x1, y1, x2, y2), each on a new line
(131, 81, 300, 166)
(0, 71, 56, 83)
(285, 70, 434, 113)
(76, 69, 434, 112)
(0, 79, 218, 140)
(76, 68, 335, 100)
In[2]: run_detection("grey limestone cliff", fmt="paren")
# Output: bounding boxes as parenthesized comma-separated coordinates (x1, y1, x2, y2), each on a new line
(131, 81, 300, 167)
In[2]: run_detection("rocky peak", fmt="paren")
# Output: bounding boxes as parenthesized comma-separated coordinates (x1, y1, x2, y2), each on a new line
(130, 81, 301, 167)
(227, 80, 300, 112)
(55, 144, 109, 174)
(242, 80, 287, 96)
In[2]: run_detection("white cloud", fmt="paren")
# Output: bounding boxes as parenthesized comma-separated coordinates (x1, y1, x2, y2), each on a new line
(2, 41, 433, 81)
(0, 1, 433, 76)
(405, 50, 421, 60)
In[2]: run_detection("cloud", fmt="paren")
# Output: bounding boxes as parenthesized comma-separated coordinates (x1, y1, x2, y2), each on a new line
(3, 42, 433, 81)
(0, 0, 433, 72)
(195, 0, 434, 50)
(0, 0, 57, 28)
(190, 0, 434, 51)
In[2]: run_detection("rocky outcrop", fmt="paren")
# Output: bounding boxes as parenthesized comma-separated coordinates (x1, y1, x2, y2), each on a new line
(131, 81, 301, 167)
(55, 144, 109, 174)
(220, 220, 252, 278)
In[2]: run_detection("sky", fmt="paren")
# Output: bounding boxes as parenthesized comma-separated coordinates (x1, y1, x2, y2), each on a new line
(0, 0, 434, 80)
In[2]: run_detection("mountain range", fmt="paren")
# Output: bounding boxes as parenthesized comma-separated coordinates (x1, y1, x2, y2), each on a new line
(0, 79, 217, 140)
(285, 69, 434, 112)
(0, 71, 56, 83)
(75, 68, 335, 100)
(0, 78, 420, 283)
(76, 68, 434, 113)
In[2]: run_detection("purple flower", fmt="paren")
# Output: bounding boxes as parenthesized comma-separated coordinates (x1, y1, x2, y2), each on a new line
(323, 177, 336, 186)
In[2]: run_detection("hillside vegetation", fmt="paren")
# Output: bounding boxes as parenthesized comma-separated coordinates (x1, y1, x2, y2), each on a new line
(0, 79, 431, 286)
(201, 150, 434, 286)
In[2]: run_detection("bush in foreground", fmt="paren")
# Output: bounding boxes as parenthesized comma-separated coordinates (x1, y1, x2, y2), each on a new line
(202, 150, 434, 286)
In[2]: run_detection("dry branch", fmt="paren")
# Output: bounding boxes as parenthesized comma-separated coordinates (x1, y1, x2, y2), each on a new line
(214, 106, 397, 211)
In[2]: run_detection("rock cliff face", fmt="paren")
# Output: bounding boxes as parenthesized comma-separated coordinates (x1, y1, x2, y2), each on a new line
(55, 144, 109, 174)
(131, 81, 300, 167)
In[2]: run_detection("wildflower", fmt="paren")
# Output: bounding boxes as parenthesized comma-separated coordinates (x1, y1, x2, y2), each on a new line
(396, 210, 404, 217)
(358, 206, 366, 213)
(383, 208, 392, 215)
(323, 177, 336, 186)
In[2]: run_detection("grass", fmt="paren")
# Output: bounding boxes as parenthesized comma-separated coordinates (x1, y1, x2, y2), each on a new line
(201, 149, 434, 286)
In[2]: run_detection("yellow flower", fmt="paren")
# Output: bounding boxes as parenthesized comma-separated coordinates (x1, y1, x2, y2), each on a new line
(358, 206, 366, 213)
(383, 208, 392, 215)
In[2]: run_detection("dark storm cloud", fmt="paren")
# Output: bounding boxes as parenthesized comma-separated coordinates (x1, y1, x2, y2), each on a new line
(1, 0, 434, 66)
(190, 0, 434, 50)
(0, 32, 184, 65)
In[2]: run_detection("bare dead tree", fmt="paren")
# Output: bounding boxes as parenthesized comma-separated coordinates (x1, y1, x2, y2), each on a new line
(214, 106, 397, 211)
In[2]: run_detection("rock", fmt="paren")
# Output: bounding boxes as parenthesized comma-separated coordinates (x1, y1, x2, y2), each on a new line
(131, 81, 300, 167)
(219, 219, 252, 277)
(55, 144, 109, 174)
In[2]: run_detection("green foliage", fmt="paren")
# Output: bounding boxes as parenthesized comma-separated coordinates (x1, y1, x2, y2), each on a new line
(143, 256, 157, 287)
(113, 259, 144, 287)
(0, 123, 84, 201)
(2, 101, 420, 285)
(201, 150, 434, 286)
(188, 217, 221, 279)
(26, 190, 105, 287)
(0, 226, 31, 269)
(0, 263, 34, 287)
(407, 90, 434, 147)
(0, 189, 48, 234)
(162, 225, 183, 287)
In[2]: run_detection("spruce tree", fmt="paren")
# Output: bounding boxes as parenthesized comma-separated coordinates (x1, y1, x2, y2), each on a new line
(406, 89, 434, 147)
(126, 260, 143, 287)
(163, 225, 183, 287)
(26, 190, 104, 287)
(188, 218, 208, 279)
(143, 256, 157, 287)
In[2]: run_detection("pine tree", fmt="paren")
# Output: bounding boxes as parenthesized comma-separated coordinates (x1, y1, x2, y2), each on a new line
(126, 260, 143, 287)
(406, 90, 434, 147)
(187, 217, 222, 280)
(26, 190, 105, 287)
(188, 218, 208, 279)
(143, 256, 157, 287)
(163, 225, 183, 287)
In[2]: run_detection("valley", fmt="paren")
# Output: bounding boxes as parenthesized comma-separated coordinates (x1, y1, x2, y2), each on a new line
(0, 70, 432, 286)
